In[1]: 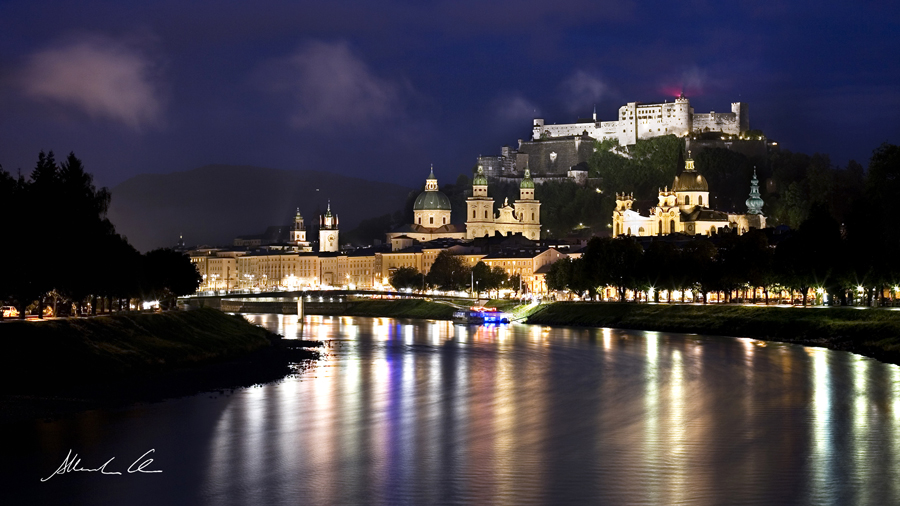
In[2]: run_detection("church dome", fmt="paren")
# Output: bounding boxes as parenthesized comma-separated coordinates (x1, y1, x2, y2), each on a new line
(672, 154, 708, 192)
(473, 166, 488, 186)
(520, 168, 535, 188)
(413, 190, 451, 211)
(413, 166, 452, 211)
(672, 171, 709, 192)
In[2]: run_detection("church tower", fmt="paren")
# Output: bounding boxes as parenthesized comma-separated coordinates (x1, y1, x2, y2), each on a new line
(466, 166, 495, 239)
(290, 208, 306, 244)
(319, 201, 339, 252)
(514, 169, 541, 239)
(745, 169, 764, 215)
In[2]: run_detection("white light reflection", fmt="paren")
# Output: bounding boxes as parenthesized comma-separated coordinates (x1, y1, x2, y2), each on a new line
(807, 347, 834, 505)
(667, 348, 687, 504)
(851, 356, 870, 506)
(643, 331, 661, 503)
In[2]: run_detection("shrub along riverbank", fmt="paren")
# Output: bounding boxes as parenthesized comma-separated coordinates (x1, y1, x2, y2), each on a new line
(527, 302, 900, 364)
(0, 308, 321, 424)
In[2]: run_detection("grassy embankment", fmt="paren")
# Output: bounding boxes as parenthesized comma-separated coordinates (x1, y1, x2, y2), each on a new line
(323, 298, 457, 320)
(0, 307, 321, 423)
(527, 302, 900, 364)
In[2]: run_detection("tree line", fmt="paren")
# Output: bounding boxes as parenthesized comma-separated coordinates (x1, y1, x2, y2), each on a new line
(0, 152, 201, 318)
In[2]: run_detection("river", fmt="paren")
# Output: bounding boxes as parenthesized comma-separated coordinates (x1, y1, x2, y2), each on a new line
(6, 315, 900, 505)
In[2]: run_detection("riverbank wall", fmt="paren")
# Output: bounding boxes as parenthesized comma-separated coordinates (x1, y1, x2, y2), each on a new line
(527, 302, 900, 364)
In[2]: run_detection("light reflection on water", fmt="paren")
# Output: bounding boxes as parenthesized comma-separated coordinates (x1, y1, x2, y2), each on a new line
(7, 315, 900, 506)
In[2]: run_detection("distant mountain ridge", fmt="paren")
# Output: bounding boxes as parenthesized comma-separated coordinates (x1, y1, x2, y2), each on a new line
(108, 164, 413, 252)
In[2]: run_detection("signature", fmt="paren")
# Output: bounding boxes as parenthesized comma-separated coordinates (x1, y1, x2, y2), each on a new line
(40, 449, 162, 482)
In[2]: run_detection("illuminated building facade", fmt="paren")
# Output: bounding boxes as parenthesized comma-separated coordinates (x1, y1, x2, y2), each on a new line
(465, 167, 541, 240)
(612, 154, 766, 238)
(532, 93, 748, 146)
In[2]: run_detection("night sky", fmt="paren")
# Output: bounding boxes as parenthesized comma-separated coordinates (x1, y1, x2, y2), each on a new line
(1, 1, 898, 188)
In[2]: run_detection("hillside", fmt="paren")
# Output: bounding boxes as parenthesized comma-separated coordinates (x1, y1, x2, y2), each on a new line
(108, 165, 413, 251)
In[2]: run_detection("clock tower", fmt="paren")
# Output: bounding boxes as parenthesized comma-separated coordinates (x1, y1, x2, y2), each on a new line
(319, 200, 339, 252)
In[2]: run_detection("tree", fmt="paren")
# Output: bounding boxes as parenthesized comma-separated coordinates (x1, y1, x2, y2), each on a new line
(425, 251, 470, 291)
(142, 249, 202, 309)
(389, 266, 424, 291)
(547, 257, 574, 292)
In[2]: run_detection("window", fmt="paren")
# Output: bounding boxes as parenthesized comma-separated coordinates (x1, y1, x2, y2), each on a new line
(627, 227, 631, 235)
(670, 219, 675, 233)
(442, 217, 447, 224)
(698, 195, 703, 206)
(473, 210, 476, 218)
(638, 227, 645, 234)
(484, 210, 488, 219)
(418, 217, 421, 224)
(658, 220, 663, 235)
(429, 217, 434, 225)
(685, 195, 691, 206)
(531, 213, 535, 221)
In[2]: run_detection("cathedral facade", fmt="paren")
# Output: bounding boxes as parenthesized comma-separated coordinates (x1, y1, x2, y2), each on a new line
(612, 154, 765, 238)
(466, 167, 541, 240)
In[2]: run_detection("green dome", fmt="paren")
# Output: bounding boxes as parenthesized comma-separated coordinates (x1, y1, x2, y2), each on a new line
(414, 190, 451, 211)
(520, 169, 535, 188)
(473, 166, 488, 186)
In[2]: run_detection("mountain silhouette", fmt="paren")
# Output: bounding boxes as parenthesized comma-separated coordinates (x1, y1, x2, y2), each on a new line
(108, 164, 413, 251)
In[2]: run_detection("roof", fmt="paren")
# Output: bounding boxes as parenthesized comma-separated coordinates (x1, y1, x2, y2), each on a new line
(482, 247, 553, 259)
(473, 166, 488, 186)
(413, 189, 451, 210)
(392, 223, 465, 234)
(672, 170, 709, 192)
(681, 207, 729, 222)
(520, 168, 535, 188)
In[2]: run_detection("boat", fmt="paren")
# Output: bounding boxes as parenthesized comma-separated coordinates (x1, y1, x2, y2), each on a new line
(452, 306, 510, 324)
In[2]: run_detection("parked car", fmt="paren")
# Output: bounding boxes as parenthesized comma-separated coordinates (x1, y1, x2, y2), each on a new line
(1, 306, 19, 318)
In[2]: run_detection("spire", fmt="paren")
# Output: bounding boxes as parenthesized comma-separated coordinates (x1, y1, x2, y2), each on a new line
(425, 165, 439, 191)
(685, 150, 695, 172)
(325, 200, 332, 217)
(745, 167, 764, 215)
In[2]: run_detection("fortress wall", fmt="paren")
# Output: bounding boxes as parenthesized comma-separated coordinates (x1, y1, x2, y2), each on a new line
(692, 112, 741, 134)
(517, 136, 595, 175)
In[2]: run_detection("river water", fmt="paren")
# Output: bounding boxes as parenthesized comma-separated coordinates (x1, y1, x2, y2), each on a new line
(6, 315, 900, 505)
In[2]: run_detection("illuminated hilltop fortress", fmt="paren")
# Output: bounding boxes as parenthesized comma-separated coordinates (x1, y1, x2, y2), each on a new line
(532, 93, 748, 146)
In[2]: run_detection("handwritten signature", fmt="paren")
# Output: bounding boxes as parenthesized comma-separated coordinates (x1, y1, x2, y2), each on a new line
(40, 449, 162, 482)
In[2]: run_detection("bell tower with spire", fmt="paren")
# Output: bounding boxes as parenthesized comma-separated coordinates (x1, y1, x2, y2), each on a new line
(319, 200, 339, 252)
